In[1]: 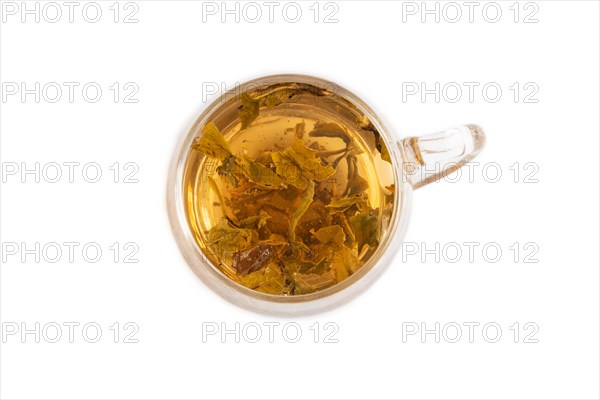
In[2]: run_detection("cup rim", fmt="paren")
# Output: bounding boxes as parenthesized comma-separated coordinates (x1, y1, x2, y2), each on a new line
(166, 73, 412, 315)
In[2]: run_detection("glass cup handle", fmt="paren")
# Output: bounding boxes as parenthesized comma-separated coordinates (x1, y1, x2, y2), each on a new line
(399, 124, 486, 189)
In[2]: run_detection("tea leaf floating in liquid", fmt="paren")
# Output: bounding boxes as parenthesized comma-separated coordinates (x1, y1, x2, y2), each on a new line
(192, 122, 233, 161)
(188, 87, 394, 295)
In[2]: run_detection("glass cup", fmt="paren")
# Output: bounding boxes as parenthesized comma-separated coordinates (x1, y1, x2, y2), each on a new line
(167, 74, 485, 315)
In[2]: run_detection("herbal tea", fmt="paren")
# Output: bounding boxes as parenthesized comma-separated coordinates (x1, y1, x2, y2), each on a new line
(183, 82, 395, 295)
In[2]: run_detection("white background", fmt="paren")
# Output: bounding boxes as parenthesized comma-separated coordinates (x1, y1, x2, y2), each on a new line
(1, 1, 599, 399)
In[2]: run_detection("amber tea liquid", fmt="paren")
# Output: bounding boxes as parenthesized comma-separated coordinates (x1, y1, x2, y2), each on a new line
(183, 83, 395, 295)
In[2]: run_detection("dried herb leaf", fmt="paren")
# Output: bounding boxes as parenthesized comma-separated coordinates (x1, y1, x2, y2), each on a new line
(293, 270, 336, 294)
(331, 246, 358, 281)
(327, 194, 368, 213)
(239, 152, 285, 187)
(336, 212, 356, 246)
(349, 209, 380, 252)
(294, 121, 305, 139)
(240, 262, 286, 295)
(259, 234, 289, 246)
(375, 133, 392, 163)
(356, 115, 373, 130)
(233, 244, 274, 275)
(345, 154, 369, 196)
(272, 140, 336, 189)
(261, 91, 287, 109)
(239, 92, 260, 130)
(357, 115, 391, 163)
(193, 122, 233, 160)
(290, 181, 314, 240)
(289, 240, 312, 257)
(208, 176, 238, 224)
(311, 225, 346, 247)
(309, 121, 351, 146)
(238, 210, 271, 229)
(216, 155, 242, 187)
(271, 151, 308, 189)
(208, 219, 254, 258)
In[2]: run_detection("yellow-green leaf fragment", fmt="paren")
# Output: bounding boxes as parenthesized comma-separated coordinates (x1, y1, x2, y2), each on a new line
(192, 122, 232, 160)
(239, 210, 271, 229)
(345, 154, 369, 196)
(349, 208, 380, 252)
(233, 243, 274, 275)
(311, 225, 346, 247)
(239, 92, 260, 130)
(216, 155, 242, 187)
(261, 91, 287, 109)
(293, 270, 336, 294)
(357, 115, 391, 163)
(207, 219, 254, 258)
(375, 133, 392, 163)
(309, 121, 351, 146)
(327, 193, 368, 213)
(290, 181, 314, 240)
(208, 176, 238, 224)
(259, 234, 289, 246)
(239, 152, 285, 187)
(331, 246, 358, 281)
(272, 140, 336, 189)
(294, 121, 305, 139)
(240, 262, 287, 295)
(271, 150, 308, 189)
